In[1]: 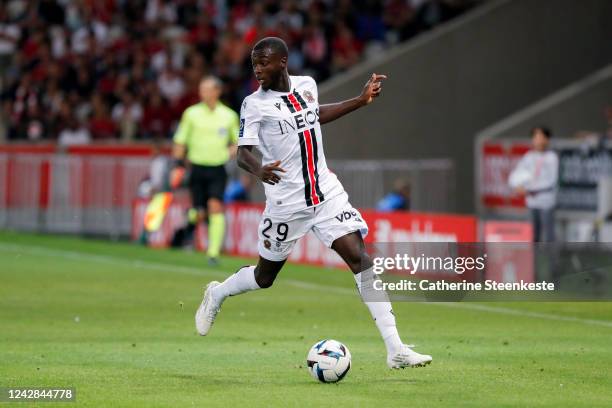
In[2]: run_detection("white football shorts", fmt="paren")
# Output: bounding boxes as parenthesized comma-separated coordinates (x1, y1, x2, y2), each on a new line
(257, 192, 369, 262)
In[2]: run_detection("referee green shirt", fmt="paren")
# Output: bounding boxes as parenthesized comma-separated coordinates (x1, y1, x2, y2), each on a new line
(173, 102, 239, 166)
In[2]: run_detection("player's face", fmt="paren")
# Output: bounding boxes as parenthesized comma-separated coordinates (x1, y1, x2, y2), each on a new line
(251, 48, 285, 90)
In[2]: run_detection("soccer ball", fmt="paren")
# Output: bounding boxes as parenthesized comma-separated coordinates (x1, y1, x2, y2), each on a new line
(306, 339, 351, 383)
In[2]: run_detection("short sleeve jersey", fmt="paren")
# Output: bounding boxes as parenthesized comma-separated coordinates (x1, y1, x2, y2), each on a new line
(173, 102, 239, 166)
(238, 75, 345, 214)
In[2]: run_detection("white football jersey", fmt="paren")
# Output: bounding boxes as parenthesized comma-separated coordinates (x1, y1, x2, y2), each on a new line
(238, 75, 345, 214)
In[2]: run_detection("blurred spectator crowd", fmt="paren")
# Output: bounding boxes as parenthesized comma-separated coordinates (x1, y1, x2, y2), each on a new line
(0, 0, 478, 144)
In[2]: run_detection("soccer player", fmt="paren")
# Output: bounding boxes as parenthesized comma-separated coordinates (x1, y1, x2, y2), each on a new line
(173, 76, 239, 265)
(195, 37, 432, 369)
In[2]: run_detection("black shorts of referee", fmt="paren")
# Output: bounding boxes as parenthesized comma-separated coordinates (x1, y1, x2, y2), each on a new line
(189, 164, 227, 210)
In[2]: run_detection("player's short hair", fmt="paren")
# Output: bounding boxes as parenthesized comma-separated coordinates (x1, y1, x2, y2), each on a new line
(252, 37, 288, 58)
(531, 126, 552, 139)
(200, 75, 223, 89)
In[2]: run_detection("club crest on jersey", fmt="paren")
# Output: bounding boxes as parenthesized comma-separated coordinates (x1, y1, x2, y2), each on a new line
(303, 90, 315, 103)
(274, 102, 281, 110)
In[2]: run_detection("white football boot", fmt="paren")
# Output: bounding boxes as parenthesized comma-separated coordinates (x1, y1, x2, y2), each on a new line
(195, 281, 222, 336)
(387, 344, 433, 369)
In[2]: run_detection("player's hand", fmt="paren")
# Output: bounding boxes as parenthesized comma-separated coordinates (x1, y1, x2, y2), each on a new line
(258, 160, 286, 185)
(515, 186, 527, 196)
(359, 73, 387, 105)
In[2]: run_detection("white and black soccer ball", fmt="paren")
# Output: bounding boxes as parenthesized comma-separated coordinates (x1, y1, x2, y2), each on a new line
(306, 339, 351, 383)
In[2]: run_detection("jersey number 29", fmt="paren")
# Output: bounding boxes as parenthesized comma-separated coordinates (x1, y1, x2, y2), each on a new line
(262, 218, 289, 242)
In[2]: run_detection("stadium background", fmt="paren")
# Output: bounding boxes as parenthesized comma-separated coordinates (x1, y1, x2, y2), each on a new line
(1, 0, 612, 245)
(2, 1, 612, 406)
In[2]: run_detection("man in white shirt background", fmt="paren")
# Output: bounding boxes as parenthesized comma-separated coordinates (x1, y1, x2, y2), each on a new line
(509, 126, 559, 242)
(57, 115, 91, 147)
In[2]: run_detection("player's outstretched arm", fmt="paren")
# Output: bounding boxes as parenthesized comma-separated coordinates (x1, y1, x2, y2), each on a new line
(237, 146, 286, 185)
(318, 73, 387, 125)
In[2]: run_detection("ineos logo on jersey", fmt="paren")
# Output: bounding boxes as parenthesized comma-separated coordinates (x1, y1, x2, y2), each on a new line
(335, 210, 361, 223)
(277, 108, 320, 135)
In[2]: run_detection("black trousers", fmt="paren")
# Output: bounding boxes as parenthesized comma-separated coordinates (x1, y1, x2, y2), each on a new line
(530, 208, 555, 242)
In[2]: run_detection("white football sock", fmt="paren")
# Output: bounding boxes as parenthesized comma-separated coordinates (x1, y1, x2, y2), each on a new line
(354, 268, 403, 355)
(212, 265, 260, 302)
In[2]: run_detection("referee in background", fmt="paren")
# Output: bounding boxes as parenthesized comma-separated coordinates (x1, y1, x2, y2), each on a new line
(172, 76, 239, 265)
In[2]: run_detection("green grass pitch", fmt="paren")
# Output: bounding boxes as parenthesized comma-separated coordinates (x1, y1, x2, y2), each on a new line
(1, 230, 611, 407)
